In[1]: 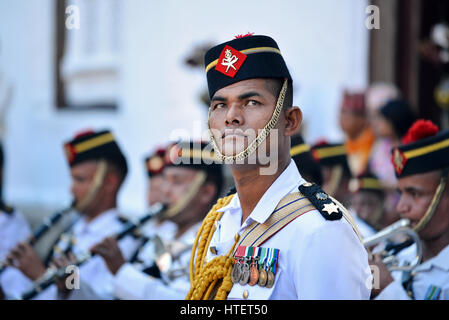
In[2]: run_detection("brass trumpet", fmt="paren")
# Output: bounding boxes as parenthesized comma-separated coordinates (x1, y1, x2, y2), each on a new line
(151, 235, 192, 281)
(363, 218, 422, 272)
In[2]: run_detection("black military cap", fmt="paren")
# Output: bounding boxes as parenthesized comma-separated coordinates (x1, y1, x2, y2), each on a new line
(349, 171, 383, 194)
(311, 141, 348, 167)
(165, 141, 223, 176)
(204, 34, 292, 99)
(290, 135, 323, 186)
(392, 120, 449, 178)
(63, 129, 128, 176)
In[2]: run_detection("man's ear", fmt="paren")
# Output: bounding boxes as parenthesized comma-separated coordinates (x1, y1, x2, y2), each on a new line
(284, 106, 302, 137)
(104, 171, 120, 193)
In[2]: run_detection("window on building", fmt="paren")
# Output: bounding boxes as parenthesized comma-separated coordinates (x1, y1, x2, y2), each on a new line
(55, 0, 121, 110)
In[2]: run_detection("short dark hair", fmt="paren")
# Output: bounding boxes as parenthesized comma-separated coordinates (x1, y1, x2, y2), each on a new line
(263, 78, 293, 109)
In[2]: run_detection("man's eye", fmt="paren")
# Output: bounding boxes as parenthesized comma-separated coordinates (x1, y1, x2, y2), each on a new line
(212, 103, 225, 111)
(246, 100, 260, 106)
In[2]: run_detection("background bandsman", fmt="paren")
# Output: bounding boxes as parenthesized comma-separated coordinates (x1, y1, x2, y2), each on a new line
(92, 141, 224, 300)
(371, 120, 449, 300)
(1, 129, 139, 299)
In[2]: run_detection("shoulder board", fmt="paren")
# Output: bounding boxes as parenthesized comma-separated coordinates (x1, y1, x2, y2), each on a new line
(297, 182, 342, 221)
(225, 186, 236, 197)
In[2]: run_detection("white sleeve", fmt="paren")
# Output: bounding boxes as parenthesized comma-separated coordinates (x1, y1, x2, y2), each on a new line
(67, 279, 105, 300)
(0, 267, 34, 299)
(114, 263, 186, 300)
(13, 210, 32, 242)
(375, 280, 412, 300)
(30, 284, 58, 300)
(295, 221, 371, 300)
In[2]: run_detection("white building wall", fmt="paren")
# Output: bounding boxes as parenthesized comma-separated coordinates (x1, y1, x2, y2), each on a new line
(0, 0, 369, 219)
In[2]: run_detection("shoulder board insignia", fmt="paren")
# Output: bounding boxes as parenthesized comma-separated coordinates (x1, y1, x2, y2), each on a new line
(298, 182, 342, 221)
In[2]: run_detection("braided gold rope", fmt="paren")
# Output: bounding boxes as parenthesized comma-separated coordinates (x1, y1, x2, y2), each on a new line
(186, 194, 239, 300)
(163, 171, 206, 219)
(207, 78, 288, 163)
(75, 160, 108, 212)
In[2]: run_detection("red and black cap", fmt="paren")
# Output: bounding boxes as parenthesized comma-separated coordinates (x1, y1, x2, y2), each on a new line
(341, 90, 366, 114)
(392, 119, 449, 178)
(144, 147, 167, 177)
(311, 141, 347, 166)
(63, 129, 128, 175)
(165, 141, 222, 175)
(290, 135, 323, 186)
(349, 171, 383, 194)
(204, 34, 292, 99)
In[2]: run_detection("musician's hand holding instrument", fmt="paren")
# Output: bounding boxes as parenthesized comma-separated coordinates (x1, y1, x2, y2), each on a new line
(368, 253, 395, 298)
(5, 241, 46, 281)
(47, 252, 77, 298)
(90, 237, 125, 275)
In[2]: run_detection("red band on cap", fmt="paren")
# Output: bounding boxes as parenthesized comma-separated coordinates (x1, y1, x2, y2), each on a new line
(64, 143, 77, 165)
(215, 45, 247, 78)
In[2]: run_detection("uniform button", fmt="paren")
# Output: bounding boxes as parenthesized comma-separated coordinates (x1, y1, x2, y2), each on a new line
(243, 290, 249, 299)
(210, 246, 217, 255)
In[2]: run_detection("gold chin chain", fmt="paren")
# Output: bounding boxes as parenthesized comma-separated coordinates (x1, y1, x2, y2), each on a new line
(75, 160, 108, 212)
(163, 171, 207, 219)
(413, 173, 447, 233)
(207, 78, 288, 163)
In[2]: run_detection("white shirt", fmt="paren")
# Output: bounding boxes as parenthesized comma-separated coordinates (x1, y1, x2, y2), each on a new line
(206, 159, 370, 300)
(0, 210, 32, 299)
(7, 208, 139, 300)
(0, 210, 31, 260)
(114, 222, 200, 300)
(376, 243, 449, 300)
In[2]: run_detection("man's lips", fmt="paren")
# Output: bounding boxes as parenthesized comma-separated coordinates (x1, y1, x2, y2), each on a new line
(223, 134, 246, 140)
(221, 130, 247, 139)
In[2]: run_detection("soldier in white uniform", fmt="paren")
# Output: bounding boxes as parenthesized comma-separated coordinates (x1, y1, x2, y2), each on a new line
(186, 34, 370, 300)
(348, 171, 386, 238)
(371, 120, 449, 300)
(1, 129, 138, 299)
(138, 146, 177, 243)
(310, 141, 352, 207)
(92, 141, 224, 300)
(0, 143, 32, 299)
(290, 134, 323, 187)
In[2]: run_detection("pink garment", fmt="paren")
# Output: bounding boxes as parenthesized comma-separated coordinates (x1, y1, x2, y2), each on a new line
(368, 138, 397, 188)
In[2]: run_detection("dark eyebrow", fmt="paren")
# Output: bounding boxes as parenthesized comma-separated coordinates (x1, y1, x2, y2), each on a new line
(238, 91, 261, 100)
(403, 186, 422, 194)
(211, 91, 262, 103)
(211, 96, 226, 103)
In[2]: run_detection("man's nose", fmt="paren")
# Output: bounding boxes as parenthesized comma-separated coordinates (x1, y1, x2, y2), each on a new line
(225, 103, 244, 126)
(396, 195, 410, 218)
